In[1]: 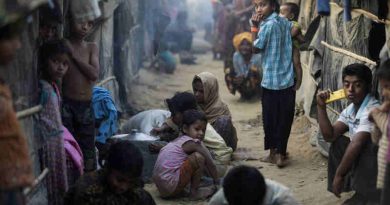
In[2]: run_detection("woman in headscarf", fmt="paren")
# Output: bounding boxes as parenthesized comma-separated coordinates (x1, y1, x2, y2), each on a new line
(226, 32, 261, 99)
(193, 72, 238, 151)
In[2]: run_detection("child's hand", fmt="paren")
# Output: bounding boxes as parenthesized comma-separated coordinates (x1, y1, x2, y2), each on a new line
(150, 127, 164, 136)
(233, 75, 244, 85)
(293, 80, 302, 91)
(368, 107, 380, 122)
(251, 13, 263, 27)
(64, 40, 75, 57)
(316, 90, 331, 108)
(378, 101, 390, 112)
(148, 143, 164, 154)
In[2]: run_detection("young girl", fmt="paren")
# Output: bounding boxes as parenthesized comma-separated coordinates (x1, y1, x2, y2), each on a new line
(38, 40, 72, 204)
(153, 110, 219, 200)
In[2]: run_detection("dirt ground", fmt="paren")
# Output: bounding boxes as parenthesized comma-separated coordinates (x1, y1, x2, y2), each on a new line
(129, 53, 351, 205)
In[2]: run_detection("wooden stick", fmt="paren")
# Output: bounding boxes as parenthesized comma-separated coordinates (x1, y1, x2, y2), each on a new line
(96, 76, 116, 86)
(321, 41, 377, 66)
(326, 105, 341, 116)
(23, 168, 49, 196)
(353, 9, 390, 25)
(16, 105, 43, 119)
(329, 2, 390, 25)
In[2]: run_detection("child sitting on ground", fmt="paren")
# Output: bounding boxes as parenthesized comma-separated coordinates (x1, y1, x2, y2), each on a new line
(38, 39, 72, 204)
(65, 140, 155, 205)
(149, 92, 232, 175)
(153, 109, 220, 200)
(369, 59, 390, 204)
(279, 2, 303, 91)
(62, 16, 100, 171)
(150, 92, 198, 142)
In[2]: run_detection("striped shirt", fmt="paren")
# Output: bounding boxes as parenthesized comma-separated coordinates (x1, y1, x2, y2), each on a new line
(254, 12, 294, 90)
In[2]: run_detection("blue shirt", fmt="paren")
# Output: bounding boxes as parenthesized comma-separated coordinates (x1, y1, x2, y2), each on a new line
(232, 52, 262, 77)
(253, 12, 294, 90)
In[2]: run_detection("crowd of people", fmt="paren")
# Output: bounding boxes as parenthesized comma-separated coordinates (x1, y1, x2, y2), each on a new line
(1, 0, 390, 205)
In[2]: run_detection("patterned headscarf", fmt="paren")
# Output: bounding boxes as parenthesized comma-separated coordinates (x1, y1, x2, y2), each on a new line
(233, 32, 253, 51)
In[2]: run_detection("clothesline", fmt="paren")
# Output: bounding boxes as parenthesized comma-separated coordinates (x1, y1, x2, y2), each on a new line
(321, 41, 377, 66)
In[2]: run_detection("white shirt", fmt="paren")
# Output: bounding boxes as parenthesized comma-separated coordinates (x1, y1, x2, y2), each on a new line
(120, 109, 171, 135)
(208, 179, 300, 205)
(337, 94, 379, 139)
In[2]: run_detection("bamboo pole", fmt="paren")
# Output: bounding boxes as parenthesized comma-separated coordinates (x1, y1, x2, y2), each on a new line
(321, 41, 377, 66)
(353, 8, 390, 25)
(23, 168, 49, 196)
(16, 105, 43, 119)
(96, 76, 116, 87)
(329, 2, 390, 25)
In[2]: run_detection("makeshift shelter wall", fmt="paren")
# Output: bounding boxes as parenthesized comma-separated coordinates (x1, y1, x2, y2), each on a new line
(386, 2, 390, 58)
(90, 1, 122, 111)
(294, 0, 383, 117)
(113, 0, 144, 113)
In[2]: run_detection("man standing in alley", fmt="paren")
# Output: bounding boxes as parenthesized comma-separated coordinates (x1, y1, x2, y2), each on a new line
(317, 64, 380, 204)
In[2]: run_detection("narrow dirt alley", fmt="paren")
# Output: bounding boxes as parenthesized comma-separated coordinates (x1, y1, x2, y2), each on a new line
(129, 53, 349, 205)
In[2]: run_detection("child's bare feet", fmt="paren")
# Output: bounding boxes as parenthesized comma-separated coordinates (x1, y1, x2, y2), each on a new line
(276, 154, 289, 168)
(260, 149, 276, 163)
(189, 186, 216, 201)
(260, 155, 276, 163)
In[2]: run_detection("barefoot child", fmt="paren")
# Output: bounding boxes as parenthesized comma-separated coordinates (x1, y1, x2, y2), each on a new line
(279, 2, 303, 91)
(38, 40, 71, 204)
(153, 110, 219, 199)
(65, 140, 155, 205)
(250, 0, 296, 167)
(62, 17, 100, 171)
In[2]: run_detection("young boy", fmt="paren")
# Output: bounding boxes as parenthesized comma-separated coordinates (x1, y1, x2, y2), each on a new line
(208, 165, 299, 205)
(62, 17, 100, 172)
(279, 2, 303, 91)
(370, 59, 390, 205)
(250, 0, 296, 167)
(65, 140, 156, 205)
(317, 64, 380, 203)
